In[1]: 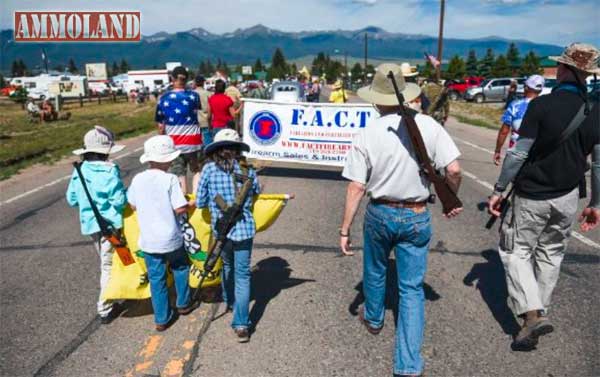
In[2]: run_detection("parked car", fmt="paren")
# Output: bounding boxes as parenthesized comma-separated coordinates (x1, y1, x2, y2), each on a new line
(446, 76, 485, 100)
(464, 77, 526, 103)
(270, 81, 305, 103)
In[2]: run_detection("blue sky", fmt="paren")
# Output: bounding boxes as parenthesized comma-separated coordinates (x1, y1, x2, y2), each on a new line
(2, 0, 599, 46)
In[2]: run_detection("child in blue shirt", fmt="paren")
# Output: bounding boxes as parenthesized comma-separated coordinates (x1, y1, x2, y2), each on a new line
(66, 126, 127, 324)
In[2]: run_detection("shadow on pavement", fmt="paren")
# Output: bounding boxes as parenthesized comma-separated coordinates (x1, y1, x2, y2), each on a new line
(463, 249, 521, 336)
(249, 256, 315, 332)
(348, 258, 441, 326)
(259, 167, 345, 181)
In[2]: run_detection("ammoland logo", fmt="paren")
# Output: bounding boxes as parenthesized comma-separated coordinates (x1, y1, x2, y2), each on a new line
(14, 11, 141, 42)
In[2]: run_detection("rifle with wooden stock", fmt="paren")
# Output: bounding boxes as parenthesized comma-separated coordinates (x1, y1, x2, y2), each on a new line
(387, 71, 463, 215)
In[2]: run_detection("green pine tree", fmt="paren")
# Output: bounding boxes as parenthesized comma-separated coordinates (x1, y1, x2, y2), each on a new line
(67, 59, 78, 74)
(445, 55, 466, 80)
(466, 50, 478, 76)
(111, 61, 120, 76)
(253, 58, 264, 73)
(119, 59, 130, 73)
(492, 54, 511, 77)
(506, 43, 520, 66)
(421, 60, 435, 80)
(520, 51, 542, 76)
(268, 48, 289, 80)
(351, 62, 363, 82)
(478, 48, 495, 77)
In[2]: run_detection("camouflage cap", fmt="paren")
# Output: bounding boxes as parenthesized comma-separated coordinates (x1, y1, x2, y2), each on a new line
(550, 43, 600, 74)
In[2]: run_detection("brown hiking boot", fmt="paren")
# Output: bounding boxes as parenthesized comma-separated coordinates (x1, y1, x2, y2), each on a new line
(234, 327, 250, 343)
(359, 307, 382, 335)
(512, 317, 554, 350)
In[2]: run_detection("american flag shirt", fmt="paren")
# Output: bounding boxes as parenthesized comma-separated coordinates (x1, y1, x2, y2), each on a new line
(155, 90, 202, 153)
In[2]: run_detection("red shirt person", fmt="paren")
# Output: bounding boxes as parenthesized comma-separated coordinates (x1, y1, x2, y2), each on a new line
(207, 79, 237, 135)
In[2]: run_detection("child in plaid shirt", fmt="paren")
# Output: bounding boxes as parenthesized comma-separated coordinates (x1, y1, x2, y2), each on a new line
(196, 129, 260, 343)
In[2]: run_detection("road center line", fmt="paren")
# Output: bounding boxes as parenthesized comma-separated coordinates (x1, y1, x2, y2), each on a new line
(0, 146, 144, 206)
(457, 136, 600, 251)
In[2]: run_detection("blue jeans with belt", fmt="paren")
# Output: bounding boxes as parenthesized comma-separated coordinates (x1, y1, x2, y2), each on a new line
(221, 238, 253, 330)
(362, 202, 432, 376)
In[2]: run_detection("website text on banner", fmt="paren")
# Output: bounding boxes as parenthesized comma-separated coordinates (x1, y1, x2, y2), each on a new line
(242, 99, 377, 167)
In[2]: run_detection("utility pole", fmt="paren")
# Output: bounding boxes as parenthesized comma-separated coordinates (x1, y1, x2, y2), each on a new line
(364, 32, 368, 83)
(436, 0, 445, 82)
(344, 51, 348, 88)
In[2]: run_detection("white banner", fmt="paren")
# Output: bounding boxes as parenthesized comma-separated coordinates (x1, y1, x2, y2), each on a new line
(242, 99, 377, 167)
(85, 63, 107, 81)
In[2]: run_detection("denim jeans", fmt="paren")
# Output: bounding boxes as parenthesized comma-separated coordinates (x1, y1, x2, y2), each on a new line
(144, 247, 191, 325)
(220, 238, 253, 330)
(362, 203, 432, 376)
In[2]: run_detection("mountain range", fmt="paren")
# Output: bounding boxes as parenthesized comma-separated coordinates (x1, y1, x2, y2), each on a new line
(0, 25, 563, 72)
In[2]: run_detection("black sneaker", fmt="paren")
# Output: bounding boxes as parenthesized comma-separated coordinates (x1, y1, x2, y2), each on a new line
(99, 303, 124, 325)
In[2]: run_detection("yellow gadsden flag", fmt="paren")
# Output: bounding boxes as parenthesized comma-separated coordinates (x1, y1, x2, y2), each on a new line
(102, 194, 290, 300)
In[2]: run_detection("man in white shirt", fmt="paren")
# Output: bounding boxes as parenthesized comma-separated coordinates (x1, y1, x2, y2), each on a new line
(339, 63, 462, 377)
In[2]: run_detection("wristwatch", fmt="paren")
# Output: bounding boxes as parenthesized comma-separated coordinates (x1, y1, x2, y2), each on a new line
(339, 229, 350, 237)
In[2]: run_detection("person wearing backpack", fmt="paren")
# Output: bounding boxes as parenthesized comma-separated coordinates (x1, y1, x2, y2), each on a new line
(488, 43, 600, 350)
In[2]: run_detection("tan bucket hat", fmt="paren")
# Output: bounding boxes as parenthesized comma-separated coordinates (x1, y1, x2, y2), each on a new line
(72, 126, 125, 155)
(357, 63, 421, 106)
(400, 62, 418, 77)
(550, 43, 600, 74)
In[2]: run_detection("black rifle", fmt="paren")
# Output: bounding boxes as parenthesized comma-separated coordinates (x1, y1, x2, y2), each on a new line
(485, 187, 513, 229)
(73, 162, 135, 265)
(387, 71, 463, 215)
(192, 172, 253, 302)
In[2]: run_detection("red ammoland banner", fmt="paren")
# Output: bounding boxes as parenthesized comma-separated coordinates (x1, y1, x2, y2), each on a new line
(242, 99, 377, 167)
(14, 11, 141, 42)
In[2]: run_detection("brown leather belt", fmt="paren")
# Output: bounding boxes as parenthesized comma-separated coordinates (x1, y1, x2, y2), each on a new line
(371, 198, 427, 209)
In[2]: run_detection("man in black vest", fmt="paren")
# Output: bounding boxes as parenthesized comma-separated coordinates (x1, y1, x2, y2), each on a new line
(488, 43, 600, 350)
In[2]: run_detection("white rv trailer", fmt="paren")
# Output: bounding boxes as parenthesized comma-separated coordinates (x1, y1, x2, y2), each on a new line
(10, 73, 86, 99)
(48, 76, 88, 98)
(126, 70, 169, 92)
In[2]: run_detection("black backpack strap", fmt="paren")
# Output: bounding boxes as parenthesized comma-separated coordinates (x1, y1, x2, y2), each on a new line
(535, 103, 588, 159)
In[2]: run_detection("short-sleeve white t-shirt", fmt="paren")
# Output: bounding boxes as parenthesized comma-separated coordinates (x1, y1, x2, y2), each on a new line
(127, 169, 188, 254)
(342, 112, 460, 202)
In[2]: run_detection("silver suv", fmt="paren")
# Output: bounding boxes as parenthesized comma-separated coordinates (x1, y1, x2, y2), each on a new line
(464, 77, 525, 103)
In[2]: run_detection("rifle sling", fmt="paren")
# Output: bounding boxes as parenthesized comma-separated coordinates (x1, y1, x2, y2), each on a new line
(73, 162, 112, 235)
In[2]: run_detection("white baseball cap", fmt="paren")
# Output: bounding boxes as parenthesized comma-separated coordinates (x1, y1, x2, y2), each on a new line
(139, 135, 181, 164)
(72, 126, 125, 155)
(525, 75, 545, 91)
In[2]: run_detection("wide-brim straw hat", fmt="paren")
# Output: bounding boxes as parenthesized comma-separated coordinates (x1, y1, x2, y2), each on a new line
(357, 63, 422, 106)
(550, 43, 600, 74)
(204, 128, 250, 155)
(332, 80, 343, 90)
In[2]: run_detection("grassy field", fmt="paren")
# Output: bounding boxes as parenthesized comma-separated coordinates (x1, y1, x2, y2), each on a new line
(449, 101, 505, 130)
(0, 98, 156, 180)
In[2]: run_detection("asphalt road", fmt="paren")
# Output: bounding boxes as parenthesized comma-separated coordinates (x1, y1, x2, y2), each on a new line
(1, 102, 599, 376)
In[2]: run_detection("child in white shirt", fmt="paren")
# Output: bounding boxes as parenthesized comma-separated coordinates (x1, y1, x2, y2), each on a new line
(128, 135, 194, 331)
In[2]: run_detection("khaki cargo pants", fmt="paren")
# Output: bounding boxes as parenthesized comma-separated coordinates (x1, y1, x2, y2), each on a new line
(498, 188, 579, 316)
